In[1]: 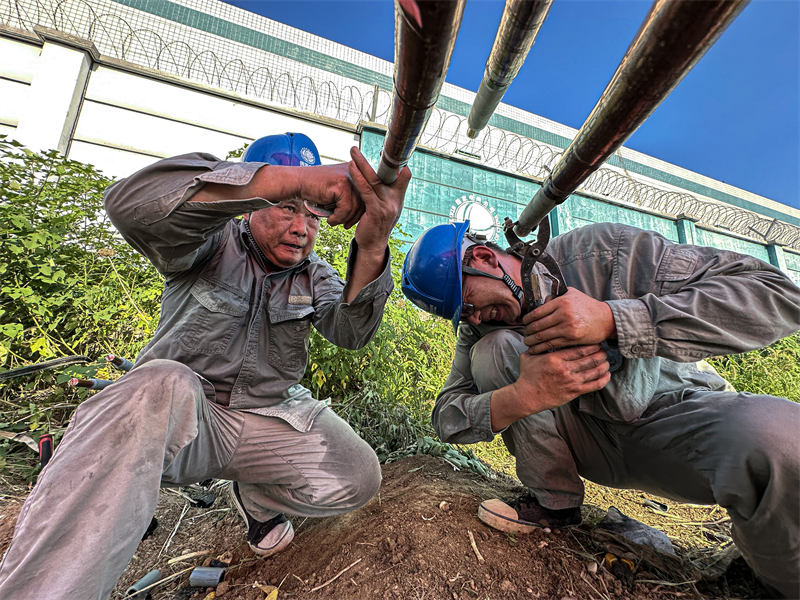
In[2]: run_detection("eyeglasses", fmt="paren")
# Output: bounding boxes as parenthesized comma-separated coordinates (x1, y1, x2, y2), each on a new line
(459, 302, 475, 320)
(459, 246, 476, 320)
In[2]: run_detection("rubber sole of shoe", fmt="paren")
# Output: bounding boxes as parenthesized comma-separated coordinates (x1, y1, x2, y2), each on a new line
(229, 482, 295, 557)
(249, 520, 294, 558)
(478, 499, 542, 534)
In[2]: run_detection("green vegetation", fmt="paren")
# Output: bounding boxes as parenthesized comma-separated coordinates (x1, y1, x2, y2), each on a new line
(1, 138, 798, 484)
(0, 137, 164, 480)
(708, 333, 800, 402)
(301, 221, 456, 459)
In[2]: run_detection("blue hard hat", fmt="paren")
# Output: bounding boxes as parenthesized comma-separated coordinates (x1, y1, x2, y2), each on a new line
(401, 221, 471, 332)
(242, 133, 321, 166)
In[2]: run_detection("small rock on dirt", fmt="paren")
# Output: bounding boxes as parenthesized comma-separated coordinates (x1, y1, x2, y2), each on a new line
(500, 579, 516, 593)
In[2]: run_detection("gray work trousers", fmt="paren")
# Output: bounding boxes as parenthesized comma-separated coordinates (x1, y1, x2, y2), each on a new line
(0, 359, 381, 600)
(471, 330, 800, 598)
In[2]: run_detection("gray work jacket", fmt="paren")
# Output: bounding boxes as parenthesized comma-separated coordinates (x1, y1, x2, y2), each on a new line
(434, 222, 800, 444)
(105, 153, 393, 432)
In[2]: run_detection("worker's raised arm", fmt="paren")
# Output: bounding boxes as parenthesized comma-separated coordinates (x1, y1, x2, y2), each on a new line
(305, 147, 410, 350)
(105, 153, 276, 274)
(553, 223, 800, 362)
(343, 147, 410, 302)
(105, 153, 362, 275)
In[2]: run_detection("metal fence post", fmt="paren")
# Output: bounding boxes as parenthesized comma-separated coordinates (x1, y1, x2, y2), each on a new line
(675, 214, 699, 245)
(766, 242, 789, 273)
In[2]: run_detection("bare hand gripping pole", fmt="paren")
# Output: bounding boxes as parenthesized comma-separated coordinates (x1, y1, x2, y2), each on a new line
(467, 0, 554, 139)
(376, 0, 466, 184)
(513, 0, 750, 239)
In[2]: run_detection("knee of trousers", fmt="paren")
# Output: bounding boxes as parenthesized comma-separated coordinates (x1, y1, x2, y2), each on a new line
(333, 438, 382, 511)
(68, 359, 203, 448)
(470, 329, 526, 393)
(311, 419, 382, 511)
(706, 393, 800, 514)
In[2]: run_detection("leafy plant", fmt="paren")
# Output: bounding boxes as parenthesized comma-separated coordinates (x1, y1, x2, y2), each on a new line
(707, 332, 800, 402)
(0, 137, 162, 367)
(0, 136, 163, 476)
(304, 221, 455, 431)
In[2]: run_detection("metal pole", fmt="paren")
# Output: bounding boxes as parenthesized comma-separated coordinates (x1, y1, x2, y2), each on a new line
(377, 0, 466, 184)
(467, 0, 554, 139)
(514, 0, 749, 238)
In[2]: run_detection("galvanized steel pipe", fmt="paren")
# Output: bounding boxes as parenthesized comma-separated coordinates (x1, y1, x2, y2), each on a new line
(514, 0, 749, 238)
(377, 0, 466, 184)
(467, 0, 554, 139)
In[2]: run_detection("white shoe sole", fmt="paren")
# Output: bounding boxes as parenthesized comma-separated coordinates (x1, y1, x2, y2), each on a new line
(229, 482, 294, 557)
(478, 499, 543, 534)
(249, 520, 294, 557)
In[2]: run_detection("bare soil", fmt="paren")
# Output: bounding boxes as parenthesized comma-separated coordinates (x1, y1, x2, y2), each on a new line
(0, 455, 774, 600)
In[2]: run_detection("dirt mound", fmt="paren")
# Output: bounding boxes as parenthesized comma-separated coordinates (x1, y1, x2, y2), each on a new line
(204, 454, 614, 600)
(0, 455, 771, 599)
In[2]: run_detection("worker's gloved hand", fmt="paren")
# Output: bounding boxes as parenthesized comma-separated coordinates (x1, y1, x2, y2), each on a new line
(521, 287, 617, 354)
(347, 146, 411, 254)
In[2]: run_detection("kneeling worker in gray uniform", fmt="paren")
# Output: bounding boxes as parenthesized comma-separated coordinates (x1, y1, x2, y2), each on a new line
(0, 133, 410, 600)
(402, 220, 800, 597)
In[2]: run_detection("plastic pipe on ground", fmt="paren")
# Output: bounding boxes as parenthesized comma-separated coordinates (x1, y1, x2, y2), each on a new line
(126, 569, 161, 600)
(189, 566, 225, 588)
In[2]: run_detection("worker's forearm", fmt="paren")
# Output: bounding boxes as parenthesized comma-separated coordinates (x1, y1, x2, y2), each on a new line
(345, 244, 389, 303)
(489, 383, 537, 432)
(192, 165, 301, 204)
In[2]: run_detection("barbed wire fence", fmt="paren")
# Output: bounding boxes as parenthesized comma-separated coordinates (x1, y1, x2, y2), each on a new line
(3, 0, 798, 250)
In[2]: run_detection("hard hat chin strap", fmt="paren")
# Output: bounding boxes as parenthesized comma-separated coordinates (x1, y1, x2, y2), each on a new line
(462, 262, 525, 312)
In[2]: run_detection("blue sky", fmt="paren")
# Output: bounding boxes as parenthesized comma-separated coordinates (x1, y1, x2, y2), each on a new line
(224, 1, 800, 210)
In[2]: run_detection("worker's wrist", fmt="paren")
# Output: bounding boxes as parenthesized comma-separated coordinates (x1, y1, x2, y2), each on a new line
(601, 300, 618, 339)
(354, 239, 390, 256)
(490, 383, 530, 431)
(250, 164, 303, 202)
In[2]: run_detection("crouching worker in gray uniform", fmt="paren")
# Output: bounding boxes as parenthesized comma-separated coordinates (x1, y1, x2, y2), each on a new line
(0, 133, 410, 600)
(402, 220, 800, 597)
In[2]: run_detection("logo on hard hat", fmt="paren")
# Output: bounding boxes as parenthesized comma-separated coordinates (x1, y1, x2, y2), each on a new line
(300, 147, 316, 166)
(450, 195, 500, 241)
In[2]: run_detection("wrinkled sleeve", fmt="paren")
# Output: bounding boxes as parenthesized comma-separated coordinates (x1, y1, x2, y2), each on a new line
(432, 325, 495, 444)
(605, 225, 800, 362)
(310, 240, 394, 350)
(104, 153, 273, 275)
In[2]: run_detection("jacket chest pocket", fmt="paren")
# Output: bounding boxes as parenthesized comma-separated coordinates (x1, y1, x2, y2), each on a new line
(268, 306, 314, 371)
(179, 277, 250, 355)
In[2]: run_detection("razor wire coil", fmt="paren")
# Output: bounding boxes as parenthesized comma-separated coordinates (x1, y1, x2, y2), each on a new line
(2, 0, 798, 250)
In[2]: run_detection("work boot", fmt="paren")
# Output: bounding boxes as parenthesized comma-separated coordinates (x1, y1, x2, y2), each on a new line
(229, 482, 294, 557)
(478, 494, 581, 533)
